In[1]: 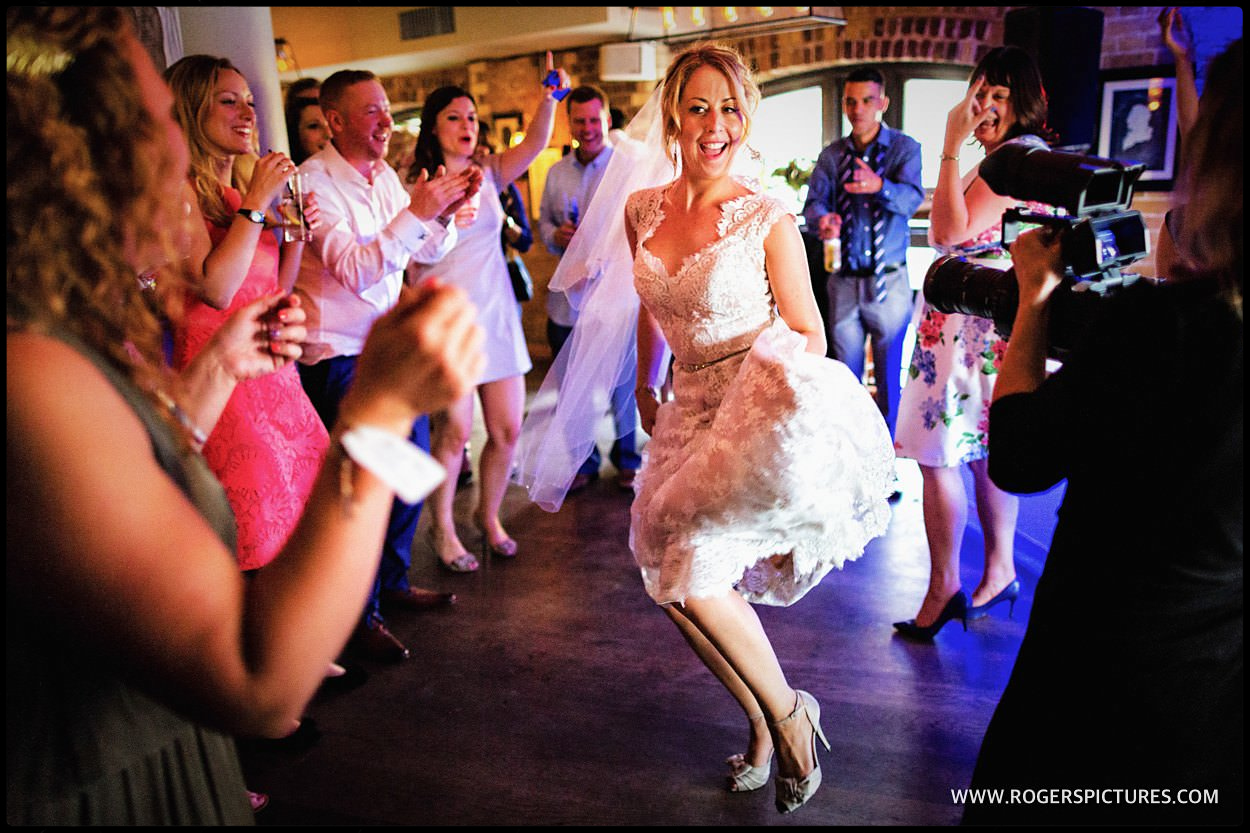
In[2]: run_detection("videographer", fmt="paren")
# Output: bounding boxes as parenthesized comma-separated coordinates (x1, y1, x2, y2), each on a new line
(964, 39, 1243, 825)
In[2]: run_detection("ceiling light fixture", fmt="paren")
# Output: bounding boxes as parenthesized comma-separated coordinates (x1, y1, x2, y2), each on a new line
(640, 6, 847, 43)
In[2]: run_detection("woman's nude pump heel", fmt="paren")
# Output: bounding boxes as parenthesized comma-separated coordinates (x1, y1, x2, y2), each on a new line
(726, 752, 773, 792)
(726, 712, 771, 792)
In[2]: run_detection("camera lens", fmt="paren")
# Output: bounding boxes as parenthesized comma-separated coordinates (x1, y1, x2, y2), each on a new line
(923, 255, 1020, 338)
(924, 255, 1018, 318)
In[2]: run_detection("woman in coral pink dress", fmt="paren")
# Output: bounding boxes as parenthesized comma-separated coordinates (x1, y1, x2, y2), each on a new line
(166, 54, 328, 571)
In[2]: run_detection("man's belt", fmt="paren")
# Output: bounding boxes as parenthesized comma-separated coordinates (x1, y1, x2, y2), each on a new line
(841, 263, 906, 278)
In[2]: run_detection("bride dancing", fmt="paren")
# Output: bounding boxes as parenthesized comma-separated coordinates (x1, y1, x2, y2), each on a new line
(520, 43, 894, 814)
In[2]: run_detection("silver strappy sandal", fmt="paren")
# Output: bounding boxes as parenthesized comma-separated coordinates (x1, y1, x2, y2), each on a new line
(771, 690, 830, 814)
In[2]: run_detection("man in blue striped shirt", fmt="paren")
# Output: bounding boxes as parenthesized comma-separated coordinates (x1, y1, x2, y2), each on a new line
(802, 67, 924, 442)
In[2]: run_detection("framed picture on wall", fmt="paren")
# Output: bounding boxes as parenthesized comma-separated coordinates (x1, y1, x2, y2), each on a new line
(493, 111, 523, 152)
(1096, 67, 1178, 190)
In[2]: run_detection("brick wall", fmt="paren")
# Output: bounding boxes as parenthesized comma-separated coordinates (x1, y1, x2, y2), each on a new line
(731, 6, 1007, 78)
(1101, 5, 1177, 69)
(382, 67, 469, 108)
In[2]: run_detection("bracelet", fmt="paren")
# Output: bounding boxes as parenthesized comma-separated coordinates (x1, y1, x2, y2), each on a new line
(156, 390, 208, 450)
(939, 153, 960, 162)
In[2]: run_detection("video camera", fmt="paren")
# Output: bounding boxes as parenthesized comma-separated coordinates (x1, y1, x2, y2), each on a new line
(923, 143, 1154, 358)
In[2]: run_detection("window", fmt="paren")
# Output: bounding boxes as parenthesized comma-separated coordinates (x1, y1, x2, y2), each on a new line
(754, 85, 825, 216)
(757, 63, 982, 258)
(902, 78, 985, 189)
(760, 62, 978, 187)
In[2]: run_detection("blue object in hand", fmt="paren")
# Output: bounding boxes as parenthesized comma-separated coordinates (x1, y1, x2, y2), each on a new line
(544, 70, 570, 101)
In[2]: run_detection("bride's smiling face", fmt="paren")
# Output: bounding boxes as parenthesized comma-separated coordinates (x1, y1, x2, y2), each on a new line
(677, 65, 745, 179)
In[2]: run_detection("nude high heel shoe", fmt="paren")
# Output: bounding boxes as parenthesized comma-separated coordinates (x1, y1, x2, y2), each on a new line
(771, 690, 830, 814)
(725, 712, 772, 792)
(726, 751, 773, 792)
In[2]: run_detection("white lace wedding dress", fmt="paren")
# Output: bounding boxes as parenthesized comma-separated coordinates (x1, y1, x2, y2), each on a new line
(628, 184, 895, 607)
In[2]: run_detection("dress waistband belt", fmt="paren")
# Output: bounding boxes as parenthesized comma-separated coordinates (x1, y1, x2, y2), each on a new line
(675, 345, 751, 373)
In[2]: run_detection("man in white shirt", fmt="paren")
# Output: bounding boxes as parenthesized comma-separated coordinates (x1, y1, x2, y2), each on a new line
(295, 69, 481, 662)
(538, 85, 640, 491)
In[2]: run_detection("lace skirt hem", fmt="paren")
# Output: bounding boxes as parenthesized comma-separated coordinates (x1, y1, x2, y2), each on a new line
(630, 320, 894, 608)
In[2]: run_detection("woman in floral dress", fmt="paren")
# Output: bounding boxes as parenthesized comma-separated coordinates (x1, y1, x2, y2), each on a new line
(893, 47, 1054, 639)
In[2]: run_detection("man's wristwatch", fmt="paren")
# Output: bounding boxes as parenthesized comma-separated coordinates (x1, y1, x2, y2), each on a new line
(237, 207, 266, 224)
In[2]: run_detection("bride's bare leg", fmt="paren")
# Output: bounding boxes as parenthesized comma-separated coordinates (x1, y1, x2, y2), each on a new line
(677, 591, 817, 781)
(664, 604, 771, 767)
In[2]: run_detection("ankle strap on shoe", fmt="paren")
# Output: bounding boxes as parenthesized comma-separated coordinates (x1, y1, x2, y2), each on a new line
(769, 693, 805, 728)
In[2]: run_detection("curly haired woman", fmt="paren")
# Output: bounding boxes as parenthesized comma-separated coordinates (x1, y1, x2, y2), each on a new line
(7, 8, 482, 823)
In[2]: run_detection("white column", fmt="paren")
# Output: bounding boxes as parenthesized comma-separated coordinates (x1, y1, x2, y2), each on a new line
(175, 6, 289, 156)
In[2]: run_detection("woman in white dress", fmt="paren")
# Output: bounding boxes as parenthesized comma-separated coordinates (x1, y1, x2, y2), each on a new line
(408, 56, 568, 572)
(523, 42, 893, 815)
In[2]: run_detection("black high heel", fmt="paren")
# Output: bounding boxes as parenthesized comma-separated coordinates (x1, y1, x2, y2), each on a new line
(967, 579, 1021, 621)
(893, 590, 968, 641)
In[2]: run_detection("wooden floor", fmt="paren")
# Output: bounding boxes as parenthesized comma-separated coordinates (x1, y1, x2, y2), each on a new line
(244, 355, 1039, 827)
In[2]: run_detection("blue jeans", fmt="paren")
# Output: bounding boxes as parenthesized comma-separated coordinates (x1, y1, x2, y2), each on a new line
(547, 318, 642, 474)
(298, 356, 429, 626)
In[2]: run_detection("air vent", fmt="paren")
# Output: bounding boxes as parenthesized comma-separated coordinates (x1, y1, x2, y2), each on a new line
(399, 7, 455, 41)
(600, 42, 660, 82)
